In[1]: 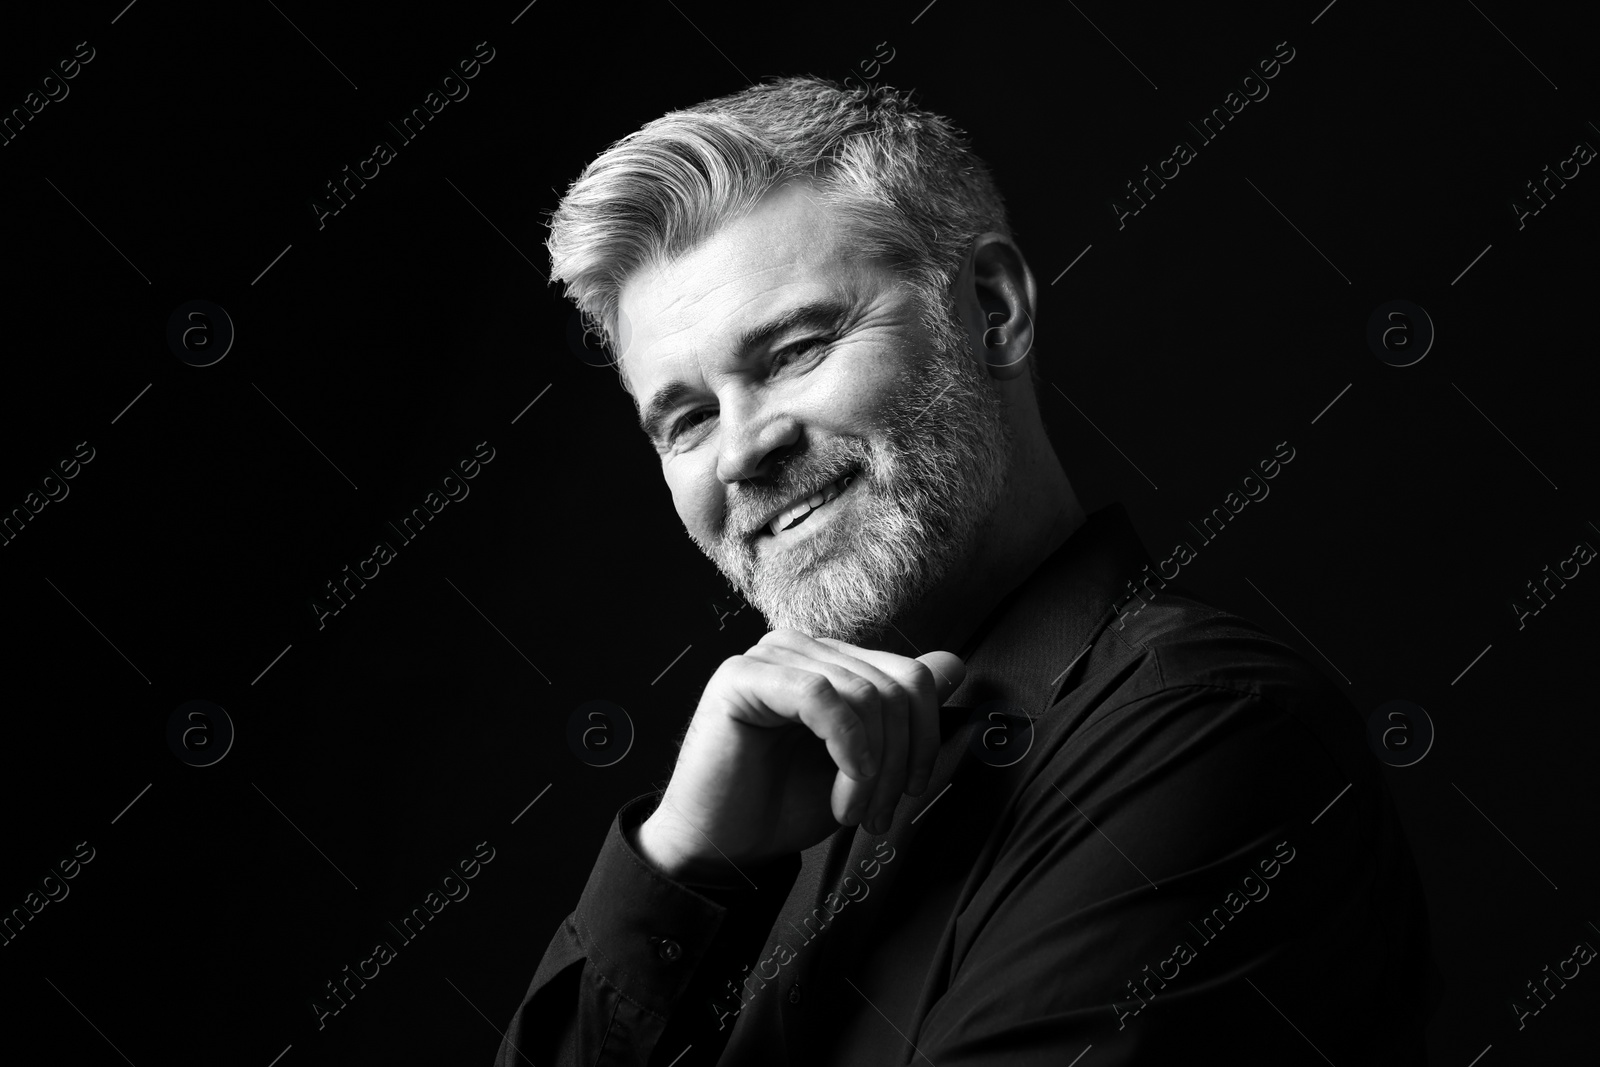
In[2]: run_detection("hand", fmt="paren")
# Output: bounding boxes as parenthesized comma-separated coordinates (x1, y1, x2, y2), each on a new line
(638, 629, 965, 883)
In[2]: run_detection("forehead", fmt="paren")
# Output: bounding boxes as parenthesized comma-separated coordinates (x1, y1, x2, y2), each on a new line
(616, 183, 874, 393)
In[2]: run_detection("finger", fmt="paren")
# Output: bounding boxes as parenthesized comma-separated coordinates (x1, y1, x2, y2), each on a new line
(817, 641, 935, 800)
(745, 639, 903, 826)
(717, 657, 880, 805)
(862, 690, 908, 833)
(816, 640, 966, 798)
(727, 654, 882, 826)
(748, 639, 910, 833)
(914, 650, 967, 702)
(754, 630, 895, 775)
(812, 638, 966, 700)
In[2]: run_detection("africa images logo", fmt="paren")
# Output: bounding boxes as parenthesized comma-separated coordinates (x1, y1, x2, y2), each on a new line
(708, 840, 897, 1030)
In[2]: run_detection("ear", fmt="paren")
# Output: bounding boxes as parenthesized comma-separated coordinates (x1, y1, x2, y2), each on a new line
(952, 232, 1037, 381)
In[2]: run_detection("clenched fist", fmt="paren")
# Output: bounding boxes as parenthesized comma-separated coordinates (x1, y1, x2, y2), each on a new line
(637, 629, 965, 885)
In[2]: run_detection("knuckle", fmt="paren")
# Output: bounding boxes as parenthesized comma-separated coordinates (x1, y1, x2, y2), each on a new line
(903, 661, 935, 695)
(796, 671, 836, 701)
(842, 675, 881, 707)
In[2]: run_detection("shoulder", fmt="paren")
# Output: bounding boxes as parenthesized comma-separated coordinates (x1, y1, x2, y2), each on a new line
(1108, 586, 1342, 706)
(1078, 587, 1368, 772)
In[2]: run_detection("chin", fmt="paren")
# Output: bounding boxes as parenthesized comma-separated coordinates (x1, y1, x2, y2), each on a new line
(745, 532, 934, 645)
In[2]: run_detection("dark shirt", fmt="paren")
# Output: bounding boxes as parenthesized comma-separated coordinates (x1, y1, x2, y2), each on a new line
(494, 504, 1438, 1065)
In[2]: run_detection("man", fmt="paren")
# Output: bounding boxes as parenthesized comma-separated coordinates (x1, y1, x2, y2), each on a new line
(495, 76, 1436, 1064)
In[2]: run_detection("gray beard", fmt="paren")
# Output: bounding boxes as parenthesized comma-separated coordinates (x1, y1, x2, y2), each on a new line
(691, 304, 1015, 645)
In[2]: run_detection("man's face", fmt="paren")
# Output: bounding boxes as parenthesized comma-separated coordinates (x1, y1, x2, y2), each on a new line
(617, 182, 1014, 644)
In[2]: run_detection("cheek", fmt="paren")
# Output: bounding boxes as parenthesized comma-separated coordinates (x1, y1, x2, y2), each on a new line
(666, 460, 724, 539)
(812, 347, 902, 426)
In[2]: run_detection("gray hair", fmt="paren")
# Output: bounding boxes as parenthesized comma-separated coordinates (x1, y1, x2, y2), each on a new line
(544, 75, 1013, 383)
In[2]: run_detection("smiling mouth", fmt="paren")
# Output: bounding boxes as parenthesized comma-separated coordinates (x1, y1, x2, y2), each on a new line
(758, 468, 860, 539)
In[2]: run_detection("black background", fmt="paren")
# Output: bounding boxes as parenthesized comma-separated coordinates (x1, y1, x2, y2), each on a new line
(1, 1, 1595, 1063)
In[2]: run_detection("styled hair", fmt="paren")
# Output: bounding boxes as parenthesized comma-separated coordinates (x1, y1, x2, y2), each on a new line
(544, 74, 1013, 382)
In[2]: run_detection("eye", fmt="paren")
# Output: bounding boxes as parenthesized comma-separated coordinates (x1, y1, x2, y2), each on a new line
(661, 338, 833, 449)
(668, 408, 716, 442)
(773, 336, 831, 370)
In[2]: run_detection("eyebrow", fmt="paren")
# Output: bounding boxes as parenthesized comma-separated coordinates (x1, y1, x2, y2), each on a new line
(636, 296, 857, 445)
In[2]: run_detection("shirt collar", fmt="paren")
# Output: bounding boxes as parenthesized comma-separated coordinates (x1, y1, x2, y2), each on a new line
(942, 502, 1154, 720)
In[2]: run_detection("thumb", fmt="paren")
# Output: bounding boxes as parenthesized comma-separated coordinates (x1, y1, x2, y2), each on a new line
(916, 651, 966, 702)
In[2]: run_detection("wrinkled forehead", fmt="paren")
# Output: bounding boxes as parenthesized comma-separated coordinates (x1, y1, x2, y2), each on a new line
(613, 183, 877, 397)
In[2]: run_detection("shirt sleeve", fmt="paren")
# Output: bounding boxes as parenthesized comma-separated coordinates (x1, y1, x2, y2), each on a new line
(912, 683, 1434, 1066)
(493, 792, 801, 1066)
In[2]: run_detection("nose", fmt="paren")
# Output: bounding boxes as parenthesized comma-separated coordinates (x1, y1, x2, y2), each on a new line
(715, 390, 801, 484)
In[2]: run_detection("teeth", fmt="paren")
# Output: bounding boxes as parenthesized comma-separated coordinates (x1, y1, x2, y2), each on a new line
(768, 472, 856, 536)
